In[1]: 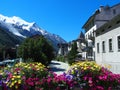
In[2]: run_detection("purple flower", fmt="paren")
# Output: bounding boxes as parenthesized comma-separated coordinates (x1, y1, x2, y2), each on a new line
(65, 74, 73, 81)
(0, 80, 2, 86)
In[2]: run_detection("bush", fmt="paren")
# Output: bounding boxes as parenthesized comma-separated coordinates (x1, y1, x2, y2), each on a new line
(1, 61, 120, 90)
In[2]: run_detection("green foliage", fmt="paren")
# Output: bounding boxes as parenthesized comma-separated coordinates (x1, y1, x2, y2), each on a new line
(18, 35, 55, 65)
(56, 55, 66, 62)
(67, 42, 78, 65)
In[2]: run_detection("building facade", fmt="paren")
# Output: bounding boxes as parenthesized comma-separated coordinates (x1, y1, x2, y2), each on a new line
(57, 43, 68, 56)
(82, 3, 120, 60)
(57, 32, 86, 60)
(95, 15, 120, 74)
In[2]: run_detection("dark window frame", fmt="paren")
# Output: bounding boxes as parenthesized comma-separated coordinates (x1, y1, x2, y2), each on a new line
(109, 38, 113, 52)
(102, 41, 105, 53)
(117, 36, 120, 51)
(97, 43, 99, 53)
(113, 9, 116, 14)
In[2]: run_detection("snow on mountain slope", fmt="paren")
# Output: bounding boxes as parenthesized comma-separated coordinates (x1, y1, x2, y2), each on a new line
(0, 14, 66, 49)
(0, 14, 31, 26)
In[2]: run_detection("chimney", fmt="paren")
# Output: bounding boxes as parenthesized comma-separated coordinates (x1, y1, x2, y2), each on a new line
(100, 6, 104, 12)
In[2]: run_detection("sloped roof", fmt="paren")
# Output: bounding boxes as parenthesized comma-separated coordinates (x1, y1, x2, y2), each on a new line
(82, 10, 100, 29)
(95, 14, 120, 36)
(78, 31, 85, 39)
(82, 3, 120, 29)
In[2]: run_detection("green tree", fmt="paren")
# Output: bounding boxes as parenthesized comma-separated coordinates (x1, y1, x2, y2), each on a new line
(67, 42, 78, 64)
(18, 35, 55, 65)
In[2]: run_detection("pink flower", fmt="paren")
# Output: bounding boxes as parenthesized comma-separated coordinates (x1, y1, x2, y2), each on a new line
(88, 77, 93, 87)
(47, 77, 52, 84)
(56, 86, 60, 90)
(96, 86, 104, 90)
(108, 87, 112, 90)
(83, 76, 87, 80)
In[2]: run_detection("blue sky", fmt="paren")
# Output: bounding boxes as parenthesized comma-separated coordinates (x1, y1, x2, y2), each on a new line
(0, 0, 120, 42)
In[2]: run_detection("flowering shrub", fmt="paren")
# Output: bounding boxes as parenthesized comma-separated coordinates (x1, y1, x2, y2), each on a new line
(66, 61, 120, 90)
(0, 62, 74, 90)
(1, 61, 120, 90)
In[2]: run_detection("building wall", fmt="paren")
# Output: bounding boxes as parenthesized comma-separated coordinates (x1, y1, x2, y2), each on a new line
(85, 4, 120, 40)
(85, 25, 97, 39)
(95, 26, 120, 73)
(84, 4, 120, 61)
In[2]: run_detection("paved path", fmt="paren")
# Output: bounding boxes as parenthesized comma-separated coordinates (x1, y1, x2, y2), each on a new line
(49, 60, 70, 75)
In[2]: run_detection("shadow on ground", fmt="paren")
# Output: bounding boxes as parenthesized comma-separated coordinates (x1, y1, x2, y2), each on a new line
(50, 62, 61, 65)
(49, 67, 66, 72)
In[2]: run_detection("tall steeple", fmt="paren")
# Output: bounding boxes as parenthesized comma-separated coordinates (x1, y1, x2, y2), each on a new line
(78, 31, 85, 39)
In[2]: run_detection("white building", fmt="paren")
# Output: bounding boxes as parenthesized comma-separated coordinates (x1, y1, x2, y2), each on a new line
(82, 3, 120, 60)
(95, 15, 120, 74)
(57, 43, 68, 56)
(57, 32, 86, 60)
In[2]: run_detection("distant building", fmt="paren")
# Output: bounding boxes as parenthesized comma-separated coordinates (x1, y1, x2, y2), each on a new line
(57, 32, 86, 58)
(76, 32, 86, 59)
(57, 43, 68, 56)
(95, 14, 120, 74)
(82, 3, 120, 60)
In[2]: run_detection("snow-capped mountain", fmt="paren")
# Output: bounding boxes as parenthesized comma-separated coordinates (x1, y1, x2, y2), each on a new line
(0, 14, 66, 50)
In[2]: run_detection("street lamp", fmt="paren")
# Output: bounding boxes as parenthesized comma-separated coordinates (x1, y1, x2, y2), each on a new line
(16, 44, 19, 58)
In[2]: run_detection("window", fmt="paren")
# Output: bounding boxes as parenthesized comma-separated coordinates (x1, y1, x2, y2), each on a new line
(118, 36, 120, 51)
(109, 39, 113, 52)
(113, 9, 116, 14)
(116, 20, 120, 24)
(108, 26, 112, 29)
(85, 35, 87, 39)
(102, 41, 105, 53)
(97, 43, 99, 53)
(96, 32, 99, 36)
(101, 29, 105, 32)
(93, 30, 95, 36)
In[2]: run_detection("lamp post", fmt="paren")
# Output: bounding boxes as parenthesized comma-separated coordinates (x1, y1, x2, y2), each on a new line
(2, 46, 6, 60)
(16, 44, 19, 58)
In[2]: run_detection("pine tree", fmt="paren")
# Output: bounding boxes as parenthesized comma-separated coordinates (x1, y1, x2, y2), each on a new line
(67, 42, 78, 64)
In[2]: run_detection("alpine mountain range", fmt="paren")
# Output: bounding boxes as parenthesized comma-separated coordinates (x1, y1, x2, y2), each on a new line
(0, 14, 66, 50)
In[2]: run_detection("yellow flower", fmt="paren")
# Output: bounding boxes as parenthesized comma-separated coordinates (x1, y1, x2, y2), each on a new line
(91, 67, 95, 71)
(11, 78, 14, 81)
(71, 70, 74, 74)
(14, 72, 17, 75)
(18, 80, 21, 84)
(11, 82, 14, 86)
(14, 80, 17, 84)
(10, 85, 12, 88)
(24, 66, 28, 68)
(15, 85, 18, 89)
(16, 75, 21, 78)
(107, 64, 111, 69)
(84, 67, 87, 70)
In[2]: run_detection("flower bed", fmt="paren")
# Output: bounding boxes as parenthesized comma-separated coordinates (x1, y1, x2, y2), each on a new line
(0, 61, 120, 90)
(66, 61, 120, 90)
(0, 62, 73, 90)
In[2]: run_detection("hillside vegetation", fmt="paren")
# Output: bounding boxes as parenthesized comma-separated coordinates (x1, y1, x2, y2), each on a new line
(0, 26, 23, 47)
